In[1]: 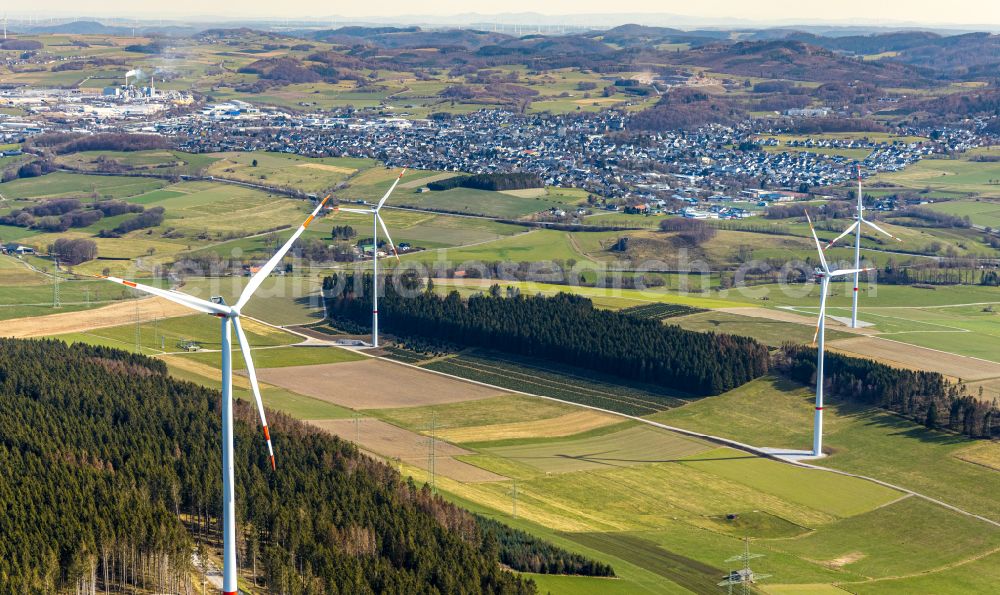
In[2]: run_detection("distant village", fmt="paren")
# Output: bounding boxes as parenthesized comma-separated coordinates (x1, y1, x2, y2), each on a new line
(0, 84, 991, 218)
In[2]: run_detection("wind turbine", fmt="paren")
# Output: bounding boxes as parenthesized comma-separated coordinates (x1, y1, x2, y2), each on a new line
(337, 169, 406, 348)
(824, 165, 901, 327)
(806, 212, 872, 456)
(93, 194, 331, 595)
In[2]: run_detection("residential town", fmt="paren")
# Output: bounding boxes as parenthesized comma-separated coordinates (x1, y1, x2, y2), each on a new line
(0, 84, 993, 213)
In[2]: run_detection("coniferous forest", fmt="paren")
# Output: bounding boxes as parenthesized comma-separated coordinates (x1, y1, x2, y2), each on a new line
(323, 274, 770, 395)
(779, 344, 999, 439)
(0, 338, 607, 593)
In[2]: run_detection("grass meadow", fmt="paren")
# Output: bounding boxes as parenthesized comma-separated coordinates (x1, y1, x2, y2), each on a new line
(0, 172, 165, 199)
(876, 153, 1000, 197)
(650, 376, 1000, 521)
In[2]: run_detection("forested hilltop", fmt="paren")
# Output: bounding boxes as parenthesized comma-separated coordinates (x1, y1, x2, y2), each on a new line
(0, 338, 564, 593)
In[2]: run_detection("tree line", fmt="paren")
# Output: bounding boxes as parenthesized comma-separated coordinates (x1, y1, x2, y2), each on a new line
(25, 132, 170, 156)
(48, 238, 98, 265)
(0, 198, 159, 242)
(97, 207, 166, 238)
(879, 264, 1000, 286)
(428, 172, 543, 192)
(324, 274, 770, 395)
(0, 338, 615, 593)
(476, 516, 615, 577)
(659, 218, 718, 245)
(778, 344, 998, 439)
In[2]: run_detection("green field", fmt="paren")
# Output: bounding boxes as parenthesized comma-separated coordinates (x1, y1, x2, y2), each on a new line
(482, 424, 712, 473)
(409, 229, 597, 264)
(143, 181, 311, 236)
(0, 174, 330, 277)
(417, 388, 1000, 592)
(205, 151, 375, 193)
(650, 375, 1000, 522)
(777, 299, 1000, 362)
(877, 153, 1000, 198)
(0, 172, 165, 199)
(394, 187, 569, 218)
(253, 387, 355, 420)
(177, 344, 365, 369)
(847, 549, 1000, 594)
(55, 150, 220, 177)
(670, 310, 853, 346)
(771, 496, 1000, 579)
(0, 256, 167, 320)
(321, 207, 524, 250)
(373, 394, 577, 432)
(925, 198, 1000, 229)
(179, 275, 327, 326)
(451, 443, 900, 530)
(55, 313, 296, 355)
(755, 282, 1000, 309)
(420, 350, 688, 415)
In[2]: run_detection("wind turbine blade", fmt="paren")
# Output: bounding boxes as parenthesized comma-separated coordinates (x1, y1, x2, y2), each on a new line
(829, 267, 875, 277)
(825, 221, 859, 250)
(94, 274, 230, 316)
(805, 212, 829, 272)
(377, 213, 401, 263)
(236, 194, 332, 310)
(233, 317, 275, 470)
(862, 219, 902, 242)
(375, 168, 407, 210)
(336, 207, 371, 214)
(813, 280, 829, 346)
(857, 165, 864, 211)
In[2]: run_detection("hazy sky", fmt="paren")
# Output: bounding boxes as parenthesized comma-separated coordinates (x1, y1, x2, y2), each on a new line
(11, 1, 1000, 26)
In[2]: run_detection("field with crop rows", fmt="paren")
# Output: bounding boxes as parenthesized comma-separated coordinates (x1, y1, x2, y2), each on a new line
(421, 350, 688, 415)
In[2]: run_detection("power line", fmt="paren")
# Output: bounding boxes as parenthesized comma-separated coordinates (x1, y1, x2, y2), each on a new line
(134, 301, 141, 353)
(719, 537, 770, 594)
(52, 258, 60, 308)
(422, 412, 437, 493)
(429, 412, 436, 492)
(509, 480, 518, 519)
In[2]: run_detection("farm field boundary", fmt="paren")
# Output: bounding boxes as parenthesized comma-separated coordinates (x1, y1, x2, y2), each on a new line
(369, 350, 1000, 529)
(419, 350, 687, 416)
(1, 296, 191, 338)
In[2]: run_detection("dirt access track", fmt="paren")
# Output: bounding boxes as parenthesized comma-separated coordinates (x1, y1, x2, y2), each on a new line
(1, 297, 192, 338)
(256, 358, 506, 409)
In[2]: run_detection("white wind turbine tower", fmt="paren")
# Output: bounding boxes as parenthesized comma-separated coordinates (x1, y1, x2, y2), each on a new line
(337, 169, 406, 348)
(93, 194, 331, 595)
(806, 212, 872, 456)
(824, 165, 901, 327)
